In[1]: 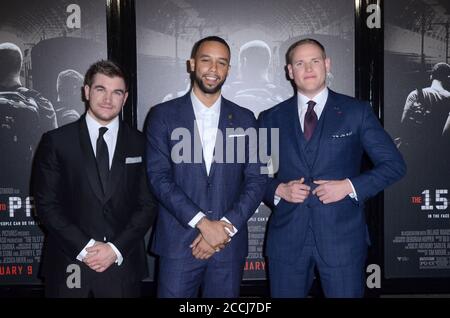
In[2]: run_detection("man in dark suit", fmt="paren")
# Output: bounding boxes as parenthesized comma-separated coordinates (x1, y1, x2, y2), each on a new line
(33, 60, 155, 297)
(258, 39, 406, 298)
(145, 36, 267, 298)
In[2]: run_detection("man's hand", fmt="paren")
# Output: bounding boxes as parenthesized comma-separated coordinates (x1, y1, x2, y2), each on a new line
(83, 242, 117, 272)
(312, 179, 353, 204)
(196, 218, 232, 250)
(190, 234, 216, 260)
(275, 178, 311, 203)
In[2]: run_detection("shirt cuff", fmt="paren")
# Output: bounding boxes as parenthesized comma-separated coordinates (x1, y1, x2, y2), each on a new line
(107, 242, 123, 266)
(346, 178, 358, 201)
(76, 239, 96, 262)
(189, 211, 206, 228)
(221, 217, 238, 237)
(274, 195, 281, 206)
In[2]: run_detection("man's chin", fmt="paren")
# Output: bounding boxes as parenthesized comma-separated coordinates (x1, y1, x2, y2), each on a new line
(196, 78, 224, 94)
(203, 86, 221, 94)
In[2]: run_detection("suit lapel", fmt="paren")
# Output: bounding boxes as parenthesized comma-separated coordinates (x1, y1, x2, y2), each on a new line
(208, 98, 230, 179)
(78, 117, 104, 203)
(284, 95, 309, 166)
(179, 93, 208, 178)
(308, 90, 340, 171)
(104, 121, 126, 202)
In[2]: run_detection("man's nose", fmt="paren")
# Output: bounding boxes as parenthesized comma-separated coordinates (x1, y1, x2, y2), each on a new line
(305, 62, 313, 71)
(103, 92, 112, 102)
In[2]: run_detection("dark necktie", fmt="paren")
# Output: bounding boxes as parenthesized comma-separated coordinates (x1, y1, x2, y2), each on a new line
(304, 100, 318, 141)
(96, 127, 109, 194)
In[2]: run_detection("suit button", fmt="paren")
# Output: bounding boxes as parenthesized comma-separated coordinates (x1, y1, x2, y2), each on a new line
(307, 204, 312, 208)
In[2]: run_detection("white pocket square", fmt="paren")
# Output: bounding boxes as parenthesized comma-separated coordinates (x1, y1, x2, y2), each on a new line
(125, 156, 142, 164)
(228, 134, 246, 138)
(331, 131, 353, 138)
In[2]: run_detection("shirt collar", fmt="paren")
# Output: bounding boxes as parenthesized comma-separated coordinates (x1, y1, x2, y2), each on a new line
(190, 90, 221, 116)
(85, 111, 119, 136)
(297, 87, 328, 111)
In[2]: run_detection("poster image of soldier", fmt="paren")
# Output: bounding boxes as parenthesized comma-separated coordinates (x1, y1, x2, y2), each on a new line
(54, 69, 84, 126)
(395, 67, 450, 187)
(223, 40, 290, 117)
(0, 42, 56, 189)
(398, 62, 450, 151)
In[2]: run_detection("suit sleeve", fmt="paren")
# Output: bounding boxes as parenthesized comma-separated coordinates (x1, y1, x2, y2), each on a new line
(33, 132, 90, 259)
(257, 111, 282, 209)
(111, 155, 156, 257)
(350, 102, 407, 202)
(145, 107, 202, 227)
(222, 115, 268, 231)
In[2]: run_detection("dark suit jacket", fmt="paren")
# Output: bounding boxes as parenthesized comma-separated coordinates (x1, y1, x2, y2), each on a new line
(145, 93, 267, 261)
(33, 116, 155, 287)
(258, 90, 406, 267)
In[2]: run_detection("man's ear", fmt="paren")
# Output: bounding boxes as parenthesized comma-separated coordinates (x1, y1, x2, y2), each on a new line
(325, 57, 331, 74)
(123, 91, 129, 106)
(287, 64, 294, 80)
(83, 85, 90, 101)
(189, 58, 195, 72)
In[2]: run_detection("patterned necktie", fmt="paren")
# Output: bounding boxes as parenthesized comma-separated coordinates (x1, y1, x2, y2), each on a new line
(96, 127, 109, 194)
(304, 100, 317, 141)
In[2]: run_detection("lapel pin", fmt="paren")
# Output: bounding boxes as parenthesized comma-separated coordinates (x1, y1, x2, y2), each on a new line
(228, 113, 233, 125)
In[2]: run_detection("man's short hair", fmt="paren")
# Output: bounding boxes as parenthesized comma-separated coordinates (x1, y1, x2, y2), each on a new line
(190, 36, 231, 60)
(83, 60, 128, 90)
(431, 62, 450, 82)
(286, 38, 327, 64)
(0, 42, 23, 78)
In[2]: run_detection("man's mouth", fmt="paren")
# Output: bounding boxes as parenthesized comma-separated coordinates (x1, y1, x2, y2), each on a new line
(203, 75, 220, 84)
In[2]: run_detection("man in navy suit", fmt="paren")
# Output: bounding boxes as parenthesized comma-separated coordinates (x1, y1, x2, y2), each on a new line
(258, 39, 406, 298)
(145, 36, 267, 298)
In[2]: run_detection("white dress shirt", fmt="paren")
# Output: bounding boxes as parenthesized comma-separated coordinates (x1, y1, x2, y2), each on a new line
(188, 91, 237, 237)
(191, 90, 221, 175)
(76, 112, 123, 265)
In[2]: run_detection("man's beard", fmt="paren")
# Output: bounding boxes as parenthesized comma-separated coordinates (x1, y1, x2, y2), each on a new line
(194, 73, 225, 94)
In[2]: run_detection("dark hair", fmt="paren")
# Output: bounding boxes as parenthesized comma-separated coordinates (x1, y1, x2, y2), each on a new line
(285, 38, 326, 64)
(83, 60, 128, 90)
(431, 62, 450, 81)
(190, 36, 231, 60)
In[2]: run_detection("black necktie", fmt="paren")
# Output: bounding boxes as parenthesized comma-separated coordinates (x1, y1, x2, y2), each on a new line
(96, 127, 109, 194)
(304, 100, 318, 141)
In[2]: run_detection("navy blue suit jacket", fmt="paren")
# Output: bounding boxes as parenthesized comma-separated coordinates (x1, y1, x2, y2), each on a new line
(145, 93, 267, 261)
(258, 90, 406, 267)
